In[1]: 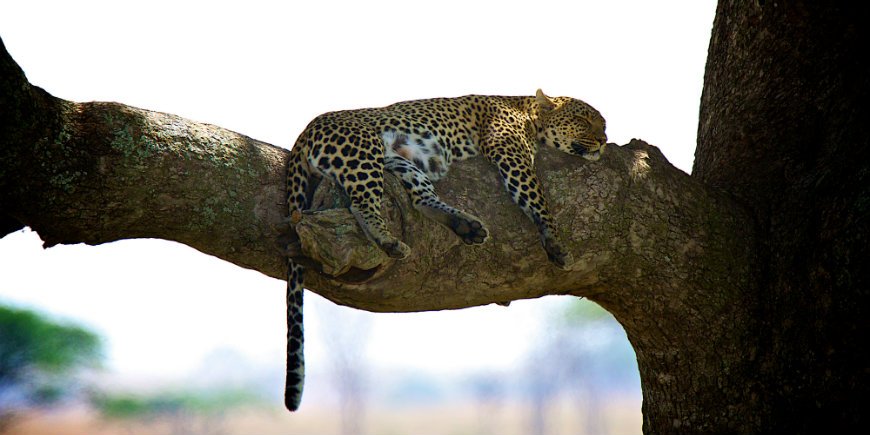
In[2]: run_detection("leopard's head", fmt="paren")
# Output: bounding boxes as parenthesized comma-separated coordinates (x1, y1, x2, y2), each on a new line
(534, 89, 607, 161)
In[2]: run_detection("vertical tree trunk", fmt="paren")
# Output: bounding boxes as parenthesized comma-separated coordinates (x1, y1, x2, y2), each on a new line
(695, 1, 869, 432)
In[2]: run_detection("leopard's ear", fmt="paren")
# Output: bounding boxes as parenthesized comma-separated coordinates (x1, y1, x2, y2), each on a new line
(535, 89, 556, 112)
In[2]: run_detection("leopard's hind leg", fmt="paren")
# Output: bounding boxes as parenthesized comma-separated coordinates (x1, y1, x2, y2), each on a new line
(306, 120, 410, 259)
(385, 155, 489, 245)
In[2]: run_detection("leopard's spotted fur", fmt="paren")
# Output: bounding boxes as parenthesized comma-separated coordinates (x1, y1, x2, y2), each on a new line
(283, 90, 606, 411)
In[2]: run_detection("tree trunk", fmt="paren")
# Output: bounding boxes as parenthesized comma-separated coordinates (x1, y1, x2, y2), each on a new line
(695, 1, 869, 433)
(1, 1, 866, 431)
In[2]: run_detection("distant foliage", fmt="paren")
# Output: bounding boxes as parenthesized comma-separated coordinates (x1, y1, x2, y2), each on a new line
(0, 305, 102, 385)
(90, 387, 266, 435)
(524, 298, 641, 435)
(0, 304, 102, 426)
(563, 297, 614, 325)
(559, 298, 640, 390)
(92, 388, 264, 419)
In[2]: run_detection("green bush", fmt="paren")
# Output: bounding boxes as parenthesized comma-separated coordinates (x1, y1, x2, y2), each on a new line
(92, 388, 265, 419)
(0, 304, 102, 405)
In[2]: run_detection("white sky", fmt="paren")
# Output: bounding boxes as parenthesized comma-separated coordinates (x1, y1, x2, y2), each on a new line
(0, 0, 715, 382)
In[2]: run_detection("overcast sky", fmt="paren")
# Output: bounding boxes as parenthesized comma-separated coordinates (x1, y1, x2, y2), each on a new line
(0, 0, 716, 384)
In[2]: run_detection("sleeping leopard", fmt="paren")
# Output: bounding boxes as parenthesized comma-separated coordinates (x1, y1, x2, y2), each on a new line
(283, 89, 606, 411)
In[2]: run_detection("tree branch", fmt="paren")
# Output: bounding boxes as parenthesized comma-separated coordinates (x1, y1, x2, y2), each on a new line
(2, 37, 752, 315)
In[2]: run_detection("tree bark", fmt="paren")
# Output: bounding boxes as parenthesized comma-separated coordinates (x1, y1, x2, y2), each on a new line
(2, 0, 866, 430)
(696, 1, 868, 433)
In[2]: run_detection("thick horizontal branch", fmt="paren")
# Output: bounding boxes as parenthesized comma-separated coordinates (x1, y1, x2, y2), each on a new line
(2, 38, 752, 323)
(1, 103, 288, 276)
(296, 140, 750, 316)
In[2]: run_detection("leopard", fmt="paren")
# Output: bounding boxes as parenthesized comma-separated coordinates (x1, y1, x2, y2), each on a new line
(283, 89, 606, 411)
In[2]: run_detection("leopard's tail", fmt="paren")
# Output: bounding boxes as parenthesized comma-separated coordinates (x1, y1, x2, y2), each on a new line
(284, 260, 305, 411)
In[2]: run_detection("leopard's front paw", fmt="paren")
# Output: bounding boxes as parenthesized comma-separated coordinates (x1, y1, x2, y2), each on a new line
(450, 216, 490, 245)
(543, 238, 574, 270)
(381, 239, 411, 260)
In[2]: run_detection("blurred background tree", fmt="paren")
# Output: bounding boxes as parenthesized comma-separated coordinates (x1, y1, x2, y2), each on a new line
(318, 301, 372, 435)
(561, 299, 639, 434)
(0, 304, 102, 429)
(91, 387, 265, 435)
(525, 298, 640, 435)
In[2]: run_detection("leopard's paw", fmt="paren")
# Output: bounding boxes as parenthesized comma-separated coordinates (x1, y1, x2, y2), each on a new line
(381, 239, 411, 260)
(450, 216, 490, 245)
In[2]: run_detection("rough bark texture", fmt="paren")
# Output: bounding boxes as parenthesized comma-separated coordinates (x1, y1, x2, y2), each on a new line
(0, 41, 288, 274)
(695, 2, 869, 433)
(1, 1, 867, 430)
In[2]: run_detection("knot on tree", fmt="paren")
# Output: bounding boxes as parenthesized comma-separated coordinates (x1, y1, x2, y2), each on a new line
(292, 208, 392, 282)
